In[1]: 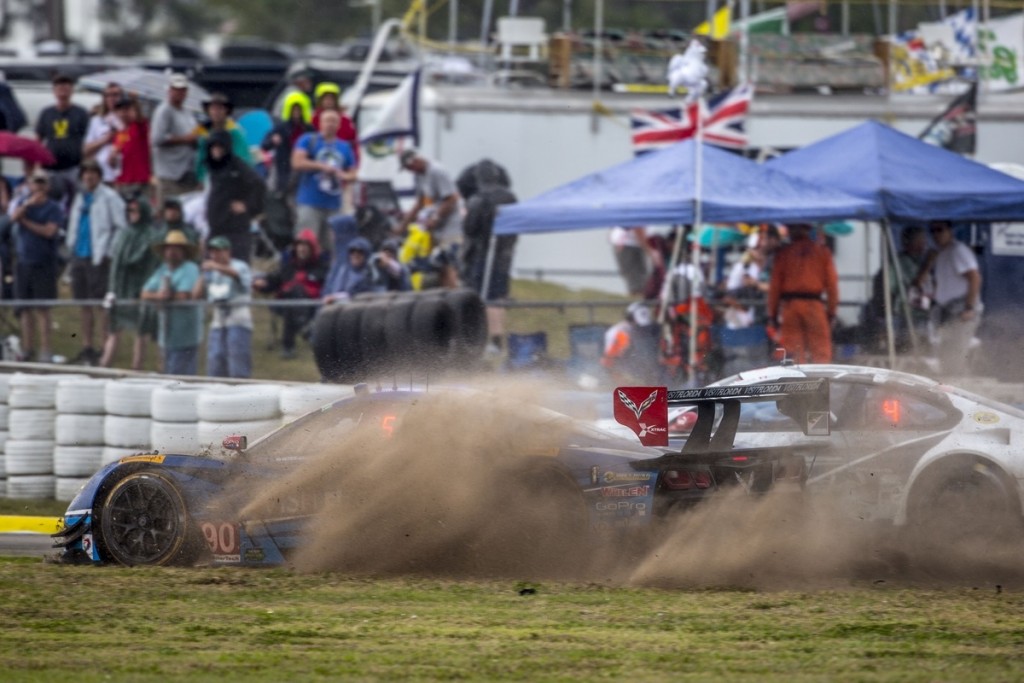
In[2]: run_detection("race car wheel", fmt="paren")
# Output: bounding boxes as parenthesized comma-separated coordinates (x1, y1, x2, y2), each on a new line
(97, 471, 193, 566)
(312, 305, 344, 381)
(907, 459, 1022, 548)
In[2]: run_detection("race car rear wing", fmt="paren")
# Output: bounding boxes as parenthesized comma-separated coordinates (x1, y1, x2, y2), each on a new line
(613, 378, 830, 451)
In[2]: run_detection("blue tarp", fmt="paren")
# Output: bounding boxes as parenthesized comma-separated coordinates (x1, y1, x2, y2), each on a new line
(766, 120, 1024, 223)
(493, 139, 877, 236)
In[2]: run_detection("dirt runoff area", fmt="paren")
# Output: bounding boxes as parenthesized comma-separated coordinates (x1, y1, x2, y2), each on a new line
(224, 376, 1024, 590)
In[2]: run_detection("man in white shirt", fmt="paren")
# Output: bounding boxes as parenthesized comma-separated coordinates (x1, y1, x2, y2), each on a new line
(921, 220, 982, 377)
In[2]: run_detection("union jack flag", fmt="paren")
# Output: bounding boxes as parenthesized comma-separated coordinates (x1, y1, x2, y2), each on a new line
(630, 84, 753, 156)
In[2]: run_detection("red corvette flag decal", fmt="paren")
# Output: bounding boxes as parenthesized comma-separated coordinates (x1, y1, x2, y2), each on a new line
(613, 387, 668, 447)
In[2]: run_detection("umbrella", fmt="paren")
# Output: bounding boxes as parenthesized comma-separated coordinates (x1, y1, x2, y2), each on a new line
(690, 225, 746, 248)
(78, 68, 210, 113)
(0, 132, 55, 166)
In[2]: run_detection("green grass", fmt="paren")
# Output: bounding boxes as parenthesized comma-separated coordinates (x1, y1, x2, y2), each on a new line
(1, 557, 1022, 682)
(0, 498, 66, 517)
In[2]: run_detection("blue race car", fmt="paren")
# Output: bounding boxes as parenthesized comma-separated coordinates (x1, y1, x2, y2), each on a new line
(53, 380, 826, 567)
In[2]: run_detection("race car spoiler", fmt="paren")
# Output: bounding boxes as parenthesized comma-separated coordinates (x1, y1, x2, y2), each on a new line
(614, 378, 830, 451)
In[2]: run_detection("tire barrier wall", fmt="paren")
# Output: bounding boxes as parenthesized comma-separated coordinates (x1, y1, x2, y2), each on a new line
(0, 373, 358, 502)
(312, 289, 488, 382)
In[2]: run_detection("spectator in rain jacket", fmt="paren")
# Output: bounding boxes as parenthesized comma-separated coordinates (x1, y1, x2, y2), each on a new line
(194, 92, 251, 184)
(203, 130, 265, 262)
(370, 238, 411, 292)
(253, 228, 326, 359)
(100, 196, 161, 370)
(323, 236, 378, 303)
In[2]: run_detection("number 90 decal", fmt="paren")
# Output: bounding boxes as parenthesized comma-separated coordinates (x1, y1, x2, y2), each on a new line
(201, 522, 240, 557)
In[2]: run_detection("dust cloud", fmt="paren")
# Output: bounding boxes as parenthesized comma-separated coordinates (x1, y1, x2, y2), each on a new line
(222, 376, 1024, 589)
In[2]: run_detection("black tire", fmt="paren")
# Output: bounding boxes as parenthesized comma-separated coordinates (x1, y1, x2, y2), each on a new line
(358, 304, 389, 375)
(444, 289, 488, 361)
(383, 300, 416, 368)
(409, 296, 456, 367)
(312, 305, 344, 381)
(907, 459, 1022, 550)
(333, 304, 367, 380)
(96, 471, 193, 566)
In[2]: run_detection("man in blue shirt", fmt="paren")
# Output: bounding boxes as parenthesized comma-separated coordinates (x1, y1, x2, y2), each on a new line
(290, 109, 357, 254)
(141, 230, 202, 375)
(11, 170, 63, 362)
(66, 159, 126, 365)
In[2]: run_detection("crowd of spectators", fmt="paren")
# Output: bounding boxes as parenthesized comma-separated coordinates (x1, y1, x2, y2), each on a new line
(0, 69, 525, 379)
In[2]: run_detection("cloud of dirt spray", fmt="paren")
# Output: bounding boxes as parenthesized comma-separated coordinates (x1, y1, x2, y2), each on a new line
(223, 375, 1024, 588)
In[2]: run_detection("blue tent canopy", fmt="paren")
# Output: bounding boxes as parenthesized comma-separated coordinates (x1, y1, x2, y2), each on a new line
(766, 120, 1024, 223)
(493, 139, 876, 236)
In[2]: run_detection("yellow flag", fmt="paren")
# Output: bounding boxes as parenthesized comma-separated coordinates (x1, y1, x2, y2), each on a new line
(694, 6, 732, 40)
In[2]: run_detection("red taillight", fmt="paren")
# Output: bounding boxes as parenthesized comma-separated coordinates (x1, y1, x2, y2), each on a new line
(732, 455, 749, 462)
(663, 470, 713, 490)
(663, 470, 694, 490)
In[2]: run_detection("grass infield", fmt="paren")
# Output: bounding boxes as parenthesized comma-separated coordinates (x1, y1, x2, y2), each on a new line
(1, 557, 1022, 682)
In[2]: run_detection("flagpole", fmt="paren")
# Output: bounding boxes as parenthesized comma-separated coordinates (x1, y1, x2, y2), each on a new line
(688, 109, 704, 386)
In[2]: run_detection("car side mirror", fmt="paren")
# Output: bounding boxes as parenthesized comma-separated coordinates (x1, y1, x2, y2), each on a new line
(222, 435, 247, 451)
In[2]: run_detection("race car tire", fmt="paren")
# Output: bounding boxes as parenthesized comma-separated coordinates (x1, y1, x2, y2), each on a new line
(55, 414, 106, 446)
(105, 378, 173, 417)
(8, 409, 56, 441)
(104, 415, 152, 449)
(197, 418, 282, 449)
(409, 296, 455, 365)
(196, 385, 282, 422)
(56, 476, 91, 502)
(150, 421, 202, 454)
(279, 383, 353, 420)
(383, 299, 416, 366)
(96, 470, 193, 566)
(334, 304, 368, 380)
(151, 383, 223, 422)
(101, 446, 144, 467)
(443, 289, 488, 360)
(56, 378, 109, 414)
(906, 457, 1023, 549)
(312, 305, 345, 381)
(4, 440, 55, 475)
(9, 373, 87, 409)
(5, 474, 55, 500)
(54, 445, 103, 477)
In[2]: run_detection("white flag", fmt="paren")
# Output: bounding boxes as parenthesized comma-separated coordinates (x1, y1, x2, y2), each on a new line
(359, 69, 421, 145)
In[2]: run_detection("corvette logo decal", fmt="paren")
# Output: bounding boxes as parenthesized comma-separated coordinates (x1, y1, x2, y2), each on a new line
(613, 387, 669, 447)
(617, 389, 659, 421)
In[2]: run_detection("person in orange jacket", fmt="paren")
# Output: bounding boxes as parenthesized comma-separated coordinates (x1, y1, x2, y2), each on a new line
(767, 223, 839, 363)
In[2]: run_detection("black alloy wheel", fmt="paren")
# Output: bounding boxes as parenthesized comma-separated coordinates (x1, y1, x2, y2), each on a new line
(98, 472, 191, 566)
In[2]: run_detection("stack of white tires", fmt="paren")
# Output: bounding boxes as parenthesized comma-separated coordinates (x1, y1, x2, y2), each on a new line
(150, 383, 222, 454)
(54, 378, 108, 502)
(5, 374, 84, 499)
(279, 383, 353, 424)
(102, 378, 170, 466)
(0, 375, 10, 498)
(197, 384, 283, 449)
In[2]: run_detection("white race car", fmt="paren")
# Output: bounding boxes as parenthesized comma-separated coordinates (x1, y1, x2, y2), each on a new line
(673, 364, 1024, 542)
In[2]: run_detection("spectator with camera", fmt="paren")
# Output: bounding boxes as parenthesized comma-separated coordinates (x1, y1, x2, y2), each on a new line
(371, 238, 411, 292)
(193, 235, 253, 378)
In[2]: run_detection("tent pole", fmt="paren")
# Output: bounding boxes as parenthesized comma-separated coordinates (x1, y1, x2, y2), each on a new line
(885, 221, 920, 355)
(881, 219, 897, 369)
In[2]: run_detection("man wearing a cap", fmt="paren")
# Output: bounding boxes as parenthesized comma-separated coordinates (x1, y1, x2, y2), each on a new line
(195, 92, 250, 184)
(149, 73, 199, 205)
(35, 73, 89, 203)
(193, 235, 253, 378)
(66, 159, 126, 365)
(398, 150, 462, 252)
(141, 229, 203, 375)
(11, 170, 63, 363)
